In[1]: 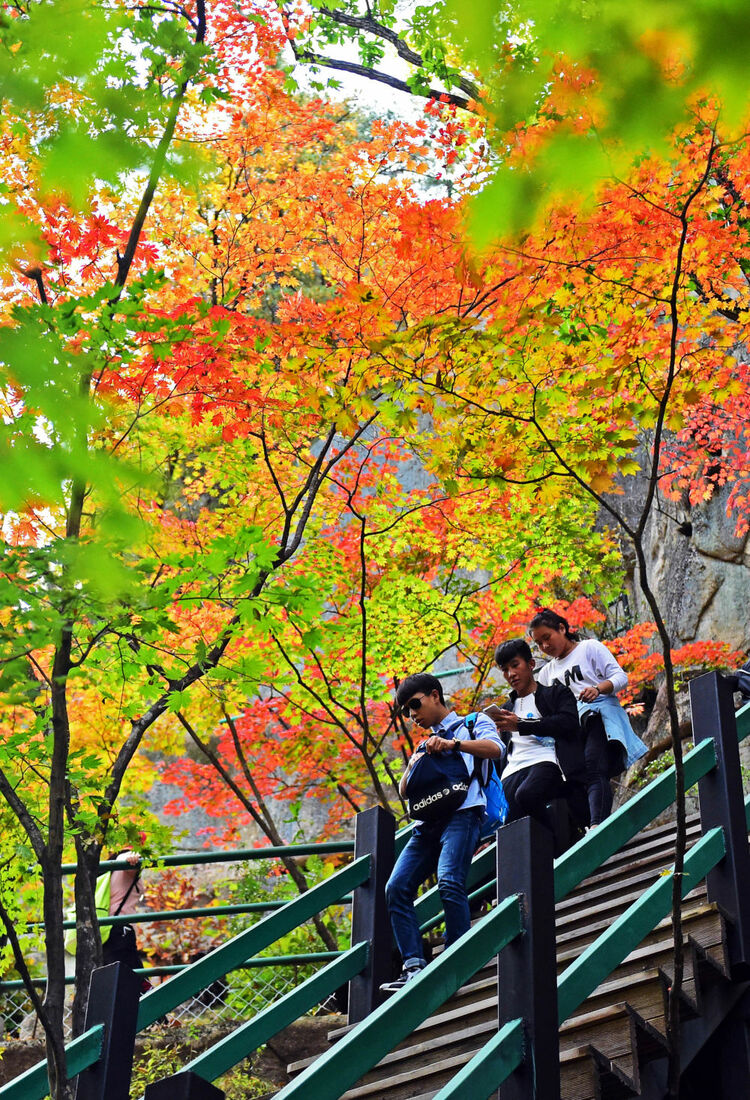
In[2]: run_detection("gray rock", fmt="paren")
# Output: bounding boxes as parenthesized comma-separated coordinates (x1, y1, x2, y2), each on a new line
(610, 472, 750, 653)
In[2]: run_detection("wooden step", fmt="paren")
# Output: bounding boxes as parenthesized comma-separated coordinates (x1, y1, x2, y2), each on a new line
(285, 815, 739, 1100)
(337, 1046, 479, 1100)
(560, 1044, 606, 1100)
(310, 908, 724, 1100)
(556, 903, 725, 977)
(322, 962, 498, 1046)
(563, 822, 703, 898)
(563, 817, 702, 895)
(556, 896, 714, 960)
(556, 860, 703, 918)
(291, 994, 498, 1075)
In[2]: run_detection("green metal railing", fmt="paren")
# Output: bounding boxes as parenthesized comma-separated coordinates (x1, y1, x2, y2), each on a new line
(2, 836, 358, 993)
(425, 698, 750, 1100)
(265, 698, 750, 1100)
(433, 1019, 525, 1100)
(4, 696, 749, 1100)
(557, 825, 726, 1022)
(273, 893, 524, 1100)
(1, 834, 359, 996)
(180, 944, 369, 1085)
(0, 1026, 104, 1100)
(136, 855, 370, 1030)
(59, 839, 355, 877)
(554, 736, 717, 902)
(0, 857, 371, 1100)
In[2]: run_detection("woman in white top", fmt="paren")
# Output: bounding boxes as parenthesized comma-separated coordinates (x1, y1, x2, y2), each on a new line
(529, 608, 646, 825)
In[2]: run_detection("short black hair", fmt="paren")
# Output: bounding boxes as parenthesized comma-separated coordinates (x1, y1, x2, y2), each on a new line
(494, 638, 533, 667)
(395, 673, 445, 708)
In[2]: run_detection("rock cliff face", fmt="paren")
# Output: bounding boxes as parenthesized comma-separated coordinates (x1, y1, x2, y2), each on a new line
(615, 481, 750, 654)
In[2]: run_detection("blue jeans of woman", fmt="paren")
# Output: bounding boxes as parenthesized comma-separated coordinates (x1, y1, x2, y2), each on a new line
(385, 807, 482, 969)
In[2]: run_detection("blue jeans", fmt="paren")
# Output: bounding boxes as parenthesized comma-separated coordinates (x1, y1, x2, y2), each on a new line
(385, 808, 482, 968)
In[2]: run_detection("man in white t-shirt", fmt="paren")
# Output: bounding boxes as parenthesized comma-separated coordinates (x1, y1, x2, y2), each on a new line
(491, 639, 587, 827)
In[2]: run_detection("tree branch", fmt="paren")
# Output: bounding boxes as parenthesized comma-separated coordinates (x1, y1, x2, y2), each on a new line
(290, 44, 473, 112)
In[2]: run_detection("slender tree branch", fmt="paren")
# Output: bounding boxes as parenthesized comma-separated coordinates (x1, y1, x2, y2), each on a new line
(114, 0, 207, 292)
(290, 43, 472, 112)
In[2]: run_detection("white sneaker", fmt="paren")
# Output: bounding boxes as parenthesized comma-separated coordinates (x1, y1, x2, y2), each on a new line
(379, 963, 425, 995)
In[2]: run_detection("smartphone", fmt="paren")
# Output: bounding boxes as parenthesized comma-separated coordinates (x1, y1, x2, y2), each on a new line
(483, 704, 505, 720)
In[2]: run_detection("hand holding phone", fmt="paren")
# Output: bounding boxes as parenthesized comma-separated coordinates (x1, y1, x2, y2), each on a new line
(484, 703, 518, 731)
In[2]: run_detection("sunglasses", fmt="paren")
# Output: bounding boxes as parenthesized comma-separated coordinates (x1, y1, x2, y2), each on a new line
(404, 694, 427, 713)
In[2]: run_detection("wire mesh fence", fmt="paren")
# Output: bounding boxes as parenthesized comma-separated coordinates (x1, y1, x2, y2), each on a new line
(0, 849, 352, 1044)
(0, 988, 37, 1040)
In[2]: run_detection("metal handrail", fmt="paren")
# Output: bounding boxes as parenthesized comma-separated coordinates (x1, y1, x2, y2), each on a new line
(417, 696, 750, 1099)
(177, 944, 369, 1087)
(5, 695, 748, 1100)
(432, 1019, 525, 1100)
(60, 839, 355, 877)
(0, 858, 372, 1100)
(65, 895, 353, 929)
(431, 827, 729, 1100)
(557, 825, 726, 1021)
(272, 894, 524, 1100)
(136, 855, 371, 1030)
(554, 736, 717, 902)
(0, 952, 346, 990)
(0, 1025, 104, 1100)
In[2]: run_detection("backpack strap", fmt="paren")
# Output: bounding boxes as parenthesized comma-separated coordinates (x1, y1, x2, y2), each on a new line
(443, 717, 467, 739)
(111, 867, 141, 917)
(466, 713, 490, 787)
(449, 712, 490, 787)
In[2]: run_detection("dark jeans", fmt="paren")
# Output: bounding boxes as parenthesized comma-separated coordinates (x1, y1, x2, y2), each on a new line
(502, 763, 565, 824)
(582, 714, 626, 825)
(385, 808, 482, 968)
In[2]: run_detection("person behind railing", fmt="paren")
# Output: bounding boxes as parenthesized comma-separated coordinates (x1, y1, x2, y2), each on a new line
(380, 673, 503, 995)
(529, 608, 647, 827)
(488, 638, 589, 831)
(726, 658, 750, 700)
(105, 841, 151, 991)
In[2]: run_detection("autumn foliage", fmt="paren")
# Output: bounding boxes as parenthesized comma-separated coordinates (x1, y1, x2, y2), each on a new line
(0, 0, 748, 845)
(2, 6, 750, 1085)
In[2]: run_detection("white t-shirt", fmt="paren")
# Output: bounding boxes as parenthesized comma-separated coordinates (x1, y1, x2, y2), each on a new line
(502, 693, 560, 780)
(536, 638, 628, 699)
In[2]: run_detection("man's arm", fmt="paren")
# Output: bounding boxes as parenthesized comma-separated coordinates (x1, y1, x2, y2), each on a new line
(423, 713, 503, 760)
(399, 749, 423, 797)
(454, 737, 503, 760)
(519, 684, 579, 740)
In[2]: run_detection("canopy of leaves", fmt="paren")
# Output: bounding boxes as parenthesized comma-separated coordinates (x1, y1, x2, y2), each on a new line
(1, 9, 749, 1073)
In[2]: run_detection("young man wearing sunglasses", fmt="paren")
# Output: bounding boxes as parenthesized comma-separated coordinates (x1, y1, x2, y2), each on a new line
(381, 673, 503, 994)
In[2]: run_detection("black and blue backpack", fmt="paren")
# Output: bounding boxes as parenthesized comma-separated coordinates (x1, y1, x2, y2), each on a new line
(405, 727, 472, 822)
(405, 714, 508, 836)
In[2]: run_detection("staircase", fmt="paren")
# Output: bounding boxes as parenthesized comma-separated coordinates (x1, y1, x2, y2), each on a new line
(29, 671, 740, 1100)
(287, 814, 748, 1099)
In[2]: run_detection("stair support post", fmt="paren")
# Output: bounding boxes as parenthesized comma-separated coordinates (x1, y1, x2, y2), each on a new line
(74, 962, 141, 1100)
(496, 816, 559, 1100)
(347, 805, 396, 1025)
(691, 670, 750, 978)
